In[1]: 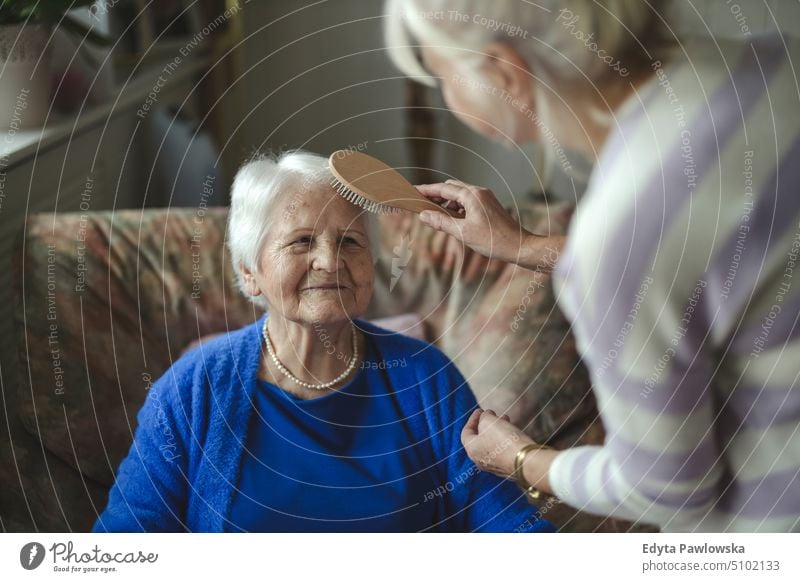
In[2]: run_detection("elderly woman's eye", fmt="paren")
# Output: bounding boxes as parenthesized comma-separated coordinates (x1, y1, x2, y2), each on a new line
(339, 236, 364, 248)
(293, 236, 312, 245)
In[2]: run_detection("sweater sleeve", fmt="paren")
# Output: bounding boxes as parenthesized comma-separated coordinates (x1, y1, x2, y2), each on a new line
(547, 298, 724, 530)
(92, 359, 194, 532)
(423, 348, 556, 532)
(549, 242, 725, 530)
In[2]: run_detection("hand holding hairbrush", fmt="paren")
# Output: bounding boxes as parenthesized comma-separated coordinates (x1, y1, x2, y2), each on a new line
(328, 150, 461, 217)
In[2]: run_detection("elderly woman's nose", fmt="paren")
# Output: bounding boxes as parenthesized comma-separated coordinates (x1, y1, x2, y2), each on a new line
(310, 239, 344, 271)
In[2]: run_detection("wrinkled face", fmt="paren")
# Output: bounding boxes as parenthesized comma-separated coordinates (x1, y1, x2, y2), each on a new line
(243, 182, 374, 326)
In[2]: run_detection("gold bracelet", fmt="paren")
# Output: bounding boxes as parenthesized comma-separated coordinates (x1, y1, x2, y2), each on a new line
(514, 442, 556, 502)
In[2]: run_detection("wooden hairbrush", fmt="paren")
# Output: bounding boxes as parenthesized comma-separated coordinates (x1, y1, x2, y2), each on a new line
(328, 150, 460, 217)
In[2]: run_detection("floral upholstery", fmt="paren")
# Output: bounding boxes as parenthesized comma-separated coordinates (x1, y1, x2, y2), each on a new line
(3, 202, 651, 532)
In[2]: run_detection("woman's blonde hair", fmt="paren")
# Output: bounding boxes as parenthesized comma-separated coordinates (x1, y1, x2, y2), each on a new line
(384, 0, 669, 179)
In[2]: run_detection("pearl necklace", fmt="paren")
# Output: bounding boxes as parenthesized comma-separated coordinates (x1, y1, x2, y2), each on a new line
(262, 318, 359, 390)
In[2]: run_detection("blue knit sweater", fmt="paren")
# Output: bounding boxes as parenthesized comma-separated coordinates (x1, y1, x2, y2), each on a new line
(92, 315, 555, 532)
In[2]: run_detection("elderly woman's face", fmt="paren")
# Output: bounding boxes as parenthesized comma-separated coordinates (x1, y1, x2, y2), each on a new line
(250, 183, 374, 326)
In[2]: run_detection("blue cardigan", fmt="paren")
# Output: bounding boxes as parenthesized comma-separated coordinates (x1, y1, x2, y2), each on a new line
(92, 315, 555, 532)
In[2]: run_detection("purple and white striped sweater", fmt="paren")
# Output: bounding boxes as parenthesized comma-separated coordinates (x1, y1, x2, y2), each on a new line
(550, 34, 800, 532)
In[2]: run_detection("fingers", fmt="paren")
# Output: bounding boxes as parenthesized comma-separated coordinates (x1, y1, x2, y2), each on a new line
(460, 408, 482, 446)
(417, 207, 463, 239)
(477, 409, 494, 430)
(440, 182, 467, 211)
(465, 408, 482, 432)
(445, 178, 484, 193)
(416, 183, 474, 211)
(484, 410, 511, 422)
(478, 409, 512, 429)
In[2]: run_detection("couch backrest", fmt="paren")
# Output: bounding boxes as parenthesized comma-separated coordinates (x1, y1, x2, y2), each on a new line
(14, 208, 254, 493)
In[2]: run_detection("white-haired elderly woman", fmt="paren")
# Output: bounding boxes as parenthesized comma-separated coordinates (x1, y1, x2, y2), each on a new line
(92, 150, 555, 533)
(386, 0, 800, 532)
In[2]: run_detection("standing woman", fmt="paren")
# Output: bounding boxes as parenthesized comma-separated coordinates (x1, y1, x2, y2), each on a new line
(385, 0, 800, 532)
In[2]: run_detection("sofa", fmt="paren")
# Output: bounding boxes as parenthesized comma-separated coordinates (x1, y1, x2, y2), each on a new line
(1, 201, 653, 532)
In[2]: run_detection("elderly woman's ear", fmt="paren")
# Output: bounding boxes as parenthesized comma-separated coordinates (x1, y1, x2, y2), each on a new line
(239, 261, 263, 298)
(481, 41, 534, 109)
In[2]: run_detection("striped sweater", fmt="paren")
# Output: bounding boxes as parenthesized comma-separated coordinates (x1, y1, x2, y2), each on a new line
(549, 34, 800, 532)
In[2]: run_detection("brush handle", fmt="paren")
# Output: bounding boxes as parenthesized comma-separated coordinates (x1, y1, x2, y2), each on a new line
(329, 151, 460, 217)
(400, 196, 462, 217)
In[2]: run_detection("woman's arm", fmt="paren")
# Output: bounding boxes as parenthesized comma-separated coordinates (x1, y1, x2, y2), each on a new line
(415, 180, 566, 273)
(463, 315, 722, 529)
(423, 349, 555, 532)
(92, 363, 193, 532)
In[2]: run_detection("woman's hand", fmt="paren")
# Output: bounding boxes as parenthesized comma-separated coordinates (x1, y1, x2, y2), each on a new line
(460, 409, 534, 479)
(415, 180, 566, 273)
(416, 180, 529, 265)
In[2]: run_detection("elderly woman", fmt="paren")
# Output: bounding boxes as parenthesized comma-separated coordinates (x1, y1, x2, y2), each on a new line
(385, 0, 800, 531)
(91, 150, 554, 533)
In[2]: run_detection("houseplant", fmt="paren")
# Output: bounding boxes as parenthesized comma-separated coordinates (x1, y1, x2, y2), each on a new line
(0, 1, 110, 128)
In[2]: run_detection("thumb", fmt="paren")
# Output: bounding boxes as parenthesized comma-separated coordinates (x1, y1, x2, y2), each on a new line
(461, 408, 482, 446)
(419, 209, 461, 238)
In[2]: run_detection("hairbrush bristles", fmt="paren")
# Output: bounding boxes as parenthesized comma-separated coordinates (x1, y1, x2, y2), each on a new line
(328, 150, 459, 217)
(329, 177, 401, 215)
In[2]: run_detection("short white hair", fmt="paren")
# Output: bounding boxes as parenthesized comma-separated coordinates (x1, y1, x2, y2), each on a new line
(226, 149, 380, 309)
